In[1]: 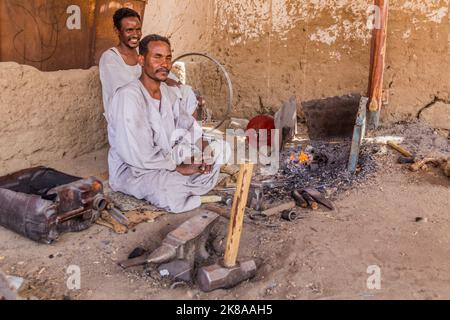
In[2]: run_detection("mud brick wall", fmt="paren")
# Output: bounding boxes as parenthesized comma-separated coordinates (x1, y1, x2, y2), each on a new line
(1, 0, 448, 175)
(0, 62, 107, 175)
(143, 0, 450, 127)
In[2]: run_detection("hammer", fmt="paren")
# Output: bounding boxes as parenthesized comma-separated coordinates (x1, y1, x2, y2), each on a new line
(197, 162, 257, 292)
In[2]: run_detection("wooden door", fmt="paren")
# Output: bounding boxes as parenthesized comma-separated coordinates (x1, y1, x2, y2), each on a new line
(0, 0, 147, 71)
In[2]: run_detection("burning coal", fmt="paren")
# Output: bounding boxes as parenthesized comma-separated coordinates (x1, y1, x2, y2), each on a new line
(265, 141, 379, 202)
(284, 145, 331, 174)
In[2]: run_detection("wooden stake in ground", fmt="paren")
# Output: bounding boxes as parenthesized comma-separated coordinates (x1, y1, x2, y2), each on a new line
(223, 163, 254, 268)
(367, 0, 389, 128)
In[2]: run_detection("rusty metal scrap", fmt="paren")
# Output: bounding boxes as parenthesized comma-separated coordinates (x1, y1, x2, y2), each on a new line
(0, 167, 104, 243)
(0, 270, 23, 300)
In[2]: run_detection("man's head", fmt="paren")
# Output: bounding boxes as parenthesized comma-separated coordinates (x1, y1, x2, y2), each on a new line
(138, 34, 172, 82)
(113, 7, 142, 49)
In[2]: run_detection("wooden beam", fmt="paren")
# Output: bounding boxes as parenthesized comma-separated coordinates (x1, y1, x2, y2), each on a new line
(367, 0, 389, 128)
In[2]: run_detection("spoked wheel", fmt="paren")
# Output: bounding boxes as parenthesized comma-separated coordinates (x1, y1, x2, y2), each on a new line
(173, 52, 233, 133)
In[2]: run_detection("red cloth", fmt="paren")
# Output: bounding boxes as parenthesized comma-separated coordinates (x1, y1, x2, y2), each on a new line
(246, 115, 275, 147)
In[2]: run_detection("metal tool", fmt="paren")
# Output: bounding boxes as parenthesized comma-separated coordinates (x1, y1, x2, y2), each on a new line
(281, 210, 298, 221)
(197, 163, 257, 292)
(107, 203, 129, 226)
(301, 188, 335, 210)
(0, 167, 104, 243)
(119, 211, 219, 283)
(247, 182, 264, 211)
(0, 270, 23, 300)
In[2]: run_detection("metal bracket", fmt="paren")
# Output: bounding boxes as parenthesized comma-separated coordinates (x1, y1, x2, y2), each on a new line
(348, 96, 368, 173)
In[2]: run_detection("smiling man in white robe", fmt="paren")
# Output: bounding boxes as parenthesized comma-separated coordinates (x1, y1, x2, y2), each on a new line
(107, 34, 223, 213)
(99, 8, 142, 118)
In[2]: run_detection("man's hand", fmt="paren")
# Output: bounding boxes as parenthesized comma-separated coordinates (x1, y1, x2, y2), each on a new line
(176, 162, 212, 176)
(199, 163, 212, 174)
(176, 163, 202, 176)
(201, 140, 216, 166)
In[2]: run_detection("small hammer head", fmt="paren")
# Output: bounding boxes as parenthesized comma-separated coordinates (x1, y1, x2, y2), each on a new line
(247, 183, 264, 211)
(196, 260, 257, 292)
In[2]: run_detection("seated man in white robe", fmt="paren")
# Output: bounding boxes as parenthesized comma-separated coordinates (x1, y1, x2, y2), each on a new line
(107, 34, 223, 213)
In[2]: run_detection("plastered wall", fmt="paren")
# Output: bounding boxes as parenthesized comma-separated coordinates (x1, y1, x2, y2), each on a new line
(0, 62, 107, 175)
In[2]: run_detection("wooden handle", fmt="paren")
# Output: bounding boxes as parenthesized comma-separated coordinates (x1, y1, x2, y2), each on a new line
(387, 141, 412, 157)
(261, 201, 296, 217)
(223, 163, 254, 268)
(367, 0, 389, 112)
(200, 195, 223, 204)
(204, 204, 231, 219)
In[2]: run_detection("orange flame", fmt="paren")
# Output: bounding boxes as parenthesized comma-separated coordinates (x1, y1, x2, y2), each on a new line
(299, 151, 310, 163)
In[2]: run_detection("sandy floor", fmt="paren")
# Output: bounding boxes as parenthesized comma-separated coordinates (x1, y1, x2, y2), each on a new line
(1, 132, 450, 300)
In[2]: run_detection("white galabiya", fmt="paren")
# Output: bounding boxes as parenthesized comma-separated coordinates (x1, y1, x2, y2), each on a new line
(106, 79, 224, 213)
(99, 47, 142, 117)
(99, 49, 196, 122)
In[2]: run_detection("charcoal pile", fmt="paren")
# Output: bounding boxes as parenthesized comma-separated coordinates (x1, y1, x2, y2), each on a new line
(262, 140, 379, 202)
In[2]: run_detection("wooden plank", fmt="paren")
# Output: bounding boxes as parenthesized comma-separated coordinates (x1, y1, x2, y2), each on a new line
(223, 163, 254, 268)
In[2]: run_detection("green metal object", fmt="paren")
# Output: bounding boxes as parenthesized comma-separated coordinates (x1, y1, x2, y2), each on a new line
(348, 97, 368, 173)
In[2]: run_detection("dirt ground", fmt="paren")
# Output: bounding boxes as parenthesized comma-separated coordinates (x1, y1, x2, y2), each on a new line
(1, 122, 449, 300)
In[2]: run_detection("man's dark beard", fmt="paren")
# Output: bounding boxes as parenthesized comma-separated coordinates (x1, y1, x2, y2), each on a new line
(143, 68, 169, 83)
